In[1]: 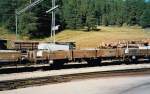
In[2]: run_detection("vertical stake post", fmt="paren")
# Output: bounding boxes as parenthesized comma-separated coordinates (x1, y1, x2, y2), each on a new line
(15, 11, 18, 40)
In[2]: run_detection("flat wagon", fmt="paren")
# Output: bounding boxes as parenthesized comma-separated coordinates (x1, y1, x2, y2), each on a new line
(12, 41, 39, 50)
(0, 50, 21, 63)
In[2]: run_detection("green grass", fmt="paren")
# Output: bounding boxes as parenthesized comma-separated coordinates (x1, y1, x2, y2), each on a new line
(0, 26, 150, 49)
(0, 27, 29, 40)
(45, 26, 150, 48)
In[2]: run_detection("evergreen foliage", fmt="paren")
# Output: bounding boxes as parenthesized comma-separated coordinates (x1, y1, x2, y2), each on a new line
(140, 8, 150, 28)
(0, 0, 149, 37)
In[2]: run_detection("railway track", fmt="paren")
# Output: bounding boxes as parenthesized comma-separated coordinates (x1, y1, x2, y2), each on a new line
(0, 60, 150, 74)
(0, 60, 123, 74)
(1, 68, 150, 91)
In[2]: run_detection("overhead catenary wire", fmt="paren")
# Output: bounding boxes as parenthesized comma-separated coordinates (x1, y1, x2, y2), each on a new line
(16, 0, 44, 15)
(15, 0, 44, 40)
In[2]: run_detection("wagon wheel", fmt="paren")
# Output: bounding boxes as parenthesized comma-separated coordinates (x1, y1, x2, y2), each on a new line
(87, 59, 93, 65)
(130, 56, 138, 64)
(124, 56, 138, 64)
(94, 58, 101, 66)
(87, 58, 101, 66)
(51, 59, 68, 69)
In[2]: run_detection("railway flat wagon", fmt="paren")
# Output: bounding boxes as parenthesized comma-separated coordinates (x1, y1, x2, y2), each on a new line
(12, 41, 39, 50)
(42, 50, 70, 65)
(42, 50, 70, 61)
(42, 49, 122, 65)
(125, 48, 150, 62)
(71, 49, 101, 65)
(72, 50, 96, 59)
(42, 50, 96, 65)
(0, 50, 21, 63)
(12, 41, 75, 51)
(97, 48, 124, 59)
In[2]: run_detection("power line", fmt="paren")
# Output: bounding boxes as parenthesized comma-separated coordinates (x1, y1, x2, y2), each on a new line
(15, 0, 44, 40)
(16, 0, 44, 15)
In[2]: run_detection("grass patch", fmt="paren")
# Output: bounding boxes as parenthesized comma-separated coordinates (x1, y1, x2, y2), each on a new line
(0, 26, 150, 49)
(0, 27, 16, 40)
(0, 27, 29, 40)
(48, 26, 150, 49)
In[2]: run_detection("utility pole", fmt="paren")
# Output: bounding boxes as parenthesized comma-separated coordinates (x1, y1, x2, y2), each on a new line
(15, 0, 44, 40)
(15, 10, 18, 40)
(52, 0, 56, 43)
(46, 0, 59, 44)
